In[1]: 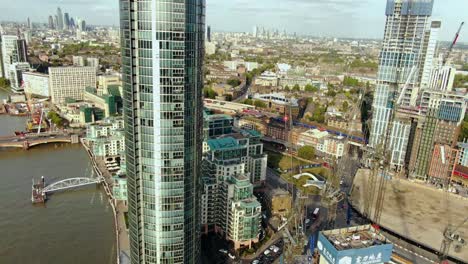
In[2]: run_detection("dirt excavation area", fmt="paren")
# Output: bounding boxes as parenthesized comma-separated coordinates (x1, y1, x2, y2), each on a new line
(350, 169, 468, 261)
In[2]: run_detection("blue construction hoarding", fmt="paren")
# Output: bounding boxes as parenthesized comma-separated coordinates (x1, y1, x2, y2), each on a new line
(317, 233, 393, 264)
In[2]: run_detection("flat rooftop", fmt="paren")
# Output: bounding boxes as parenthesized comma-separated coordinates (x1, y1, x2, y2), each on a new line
(350, 169, 468, 261)
(321, 225, 390, 251)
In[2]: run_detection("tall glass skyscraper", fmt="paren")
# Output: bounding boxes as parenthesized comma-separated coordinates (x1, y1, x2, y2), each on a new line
(370, 0, 434, 152)
(119, 1, 205, 263)
(57, 7, 64, 31)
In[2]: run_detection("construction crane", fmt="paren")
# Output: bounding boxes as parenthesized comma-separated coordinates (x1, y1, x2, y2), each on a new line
(442, 22, 465, 66)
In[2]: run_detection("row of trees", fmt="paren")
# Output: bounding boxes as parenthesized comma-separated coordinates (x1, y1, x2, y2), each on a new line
(242, 99, 267, 108)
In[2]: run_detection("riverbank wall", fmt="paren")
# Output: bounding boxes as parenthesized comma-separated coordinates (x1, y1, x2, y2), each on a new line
(81, 138, 121, 264)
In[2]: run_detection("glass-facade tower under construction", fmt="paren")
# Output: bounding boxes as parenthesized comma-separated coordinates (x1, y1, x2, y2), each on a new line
(370, 0, 434, 168)
(120, 0, 205, 263)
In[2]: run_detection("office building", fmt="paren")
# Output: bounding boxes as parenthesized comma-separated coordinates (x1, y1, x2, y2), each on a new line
(86, 57, 99, 70)
(27, 17, 31, 29)
(70, 18, 75, 29)
(1, 35, 28, 80)
(48, 16, 54, 29)
(207, 25, 211, 42)
(370, 0, 435, 149)
(64, 13, 70, 30)
(8, 62, 30, 92)
(23, 72, 50, 97)
(49, 66, 96, 104)
(57, 7, 64, 30)
(84, 87, 121, 117)
(120, 1, 205, 263)
(317, 225, 393, 264)
(72, 56, 85, 66)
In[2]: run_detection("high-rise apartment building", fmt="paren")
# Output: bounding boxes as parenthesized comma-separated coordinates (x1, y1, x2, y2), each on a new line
(120, 1, 205, 263)
(49, 66, 96, 104)
(370, 0, 436, 171)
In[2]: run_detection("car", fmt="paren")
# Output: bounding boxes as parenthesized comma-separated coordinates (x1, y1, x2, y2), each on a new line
(228, 253, 236, 260)
(218, 249, 228, 254)
(252, 260, 260, 264)
(305, 219, 311, 224)
(269, 245, 274, 251)
(272, 246, 280, 253)
(264, 249, 271, 255)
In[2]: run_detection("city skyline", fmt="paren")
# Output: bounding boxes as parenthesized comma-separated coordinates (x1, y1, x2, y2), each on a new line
(0, 0, 466, 41)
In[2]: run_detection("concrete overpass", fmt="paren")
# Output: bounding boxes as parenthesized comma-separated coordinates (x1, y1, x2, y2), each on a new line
(0, 134, 80, 150)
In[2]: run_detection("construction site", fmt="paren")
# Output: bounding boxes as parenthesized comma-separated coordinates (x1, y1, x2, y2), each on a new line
(350, 169, 468, 262)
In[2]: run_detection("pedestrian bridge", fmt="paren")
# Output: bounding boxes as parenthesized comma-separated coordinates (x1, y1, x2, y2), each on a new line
(42, 177, 104, 195)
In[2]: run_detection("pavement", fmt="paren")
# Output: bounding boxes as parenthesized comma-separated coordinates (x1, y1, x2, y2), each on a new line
(117, 201, 130, 264)
(350, 169, 468, 261)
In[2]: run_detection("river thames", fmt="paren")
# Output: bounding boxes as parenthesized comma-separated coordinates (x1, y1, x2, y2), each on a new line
(0, 89, 116, 263)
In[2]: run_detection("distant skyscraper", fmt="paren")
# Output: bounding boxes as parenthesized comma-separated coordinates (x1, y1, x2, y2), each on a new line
(253, 26, 258, 38)
(57, 7, 64, 30)
(80, 20, 86, 31)
(120, 0, 205, 263)
(70, 18, 75, 29)
(64, 13, 70, 30)
(48, 15, 54, 29)
(27, 17, 31, 29)
(207, 25, 211, 42)
(370, 0, 435, 151)
(54, 15, 59, 30)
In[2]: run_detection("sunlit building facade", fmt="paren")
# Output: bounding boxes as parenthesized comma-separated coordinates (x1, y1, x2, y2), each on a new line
(120, 0, 205, 263)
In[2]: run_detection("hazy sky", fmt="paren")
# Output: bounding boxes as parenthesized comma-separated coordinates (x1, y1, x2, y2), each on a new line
(1, 0, 466, 40)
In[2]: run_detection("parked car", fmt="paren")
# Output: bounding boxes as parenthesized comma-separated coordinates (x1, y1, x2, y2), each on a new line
(218, 249, 228, 254)
(264, 249, 271, 255)
(228, 253, 236, 260)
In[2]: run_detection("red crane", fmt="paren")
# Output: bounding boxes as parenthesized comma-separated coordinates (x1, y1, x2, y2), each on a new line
(443, 22, 465, 66)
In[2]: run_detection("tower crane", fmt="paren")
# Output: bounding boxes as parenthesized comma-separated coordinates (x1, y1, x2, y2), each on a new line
(442, 22, 465, 66)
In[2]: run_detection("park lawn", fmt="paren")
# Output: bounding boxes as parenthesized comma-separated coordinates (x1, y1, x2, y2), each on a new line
(266, 150, 309, 171)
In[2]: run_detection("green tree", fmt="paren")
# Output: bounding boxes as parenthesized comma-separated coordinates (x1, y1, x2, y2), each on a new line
(343, 76, 360, 87)
(254, 100, 267, 108)
(47, 111, 64, 127)
(293, 84, 301, 91)
(227, 78, 241, 87)
(284, 85, 290, 90)
(309, 103, 326, 124)
(326, 89, 337, 97)
(341, 101, 349, 112)
(298, 146, 315, 160)
(454, 74, 468, 88)
(243, 99, 253, 105)
(0, 77, 10, 87)
(305, 84, 319, 92)
(459, 114, 468, 141)
(203, 87, 218, 99)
